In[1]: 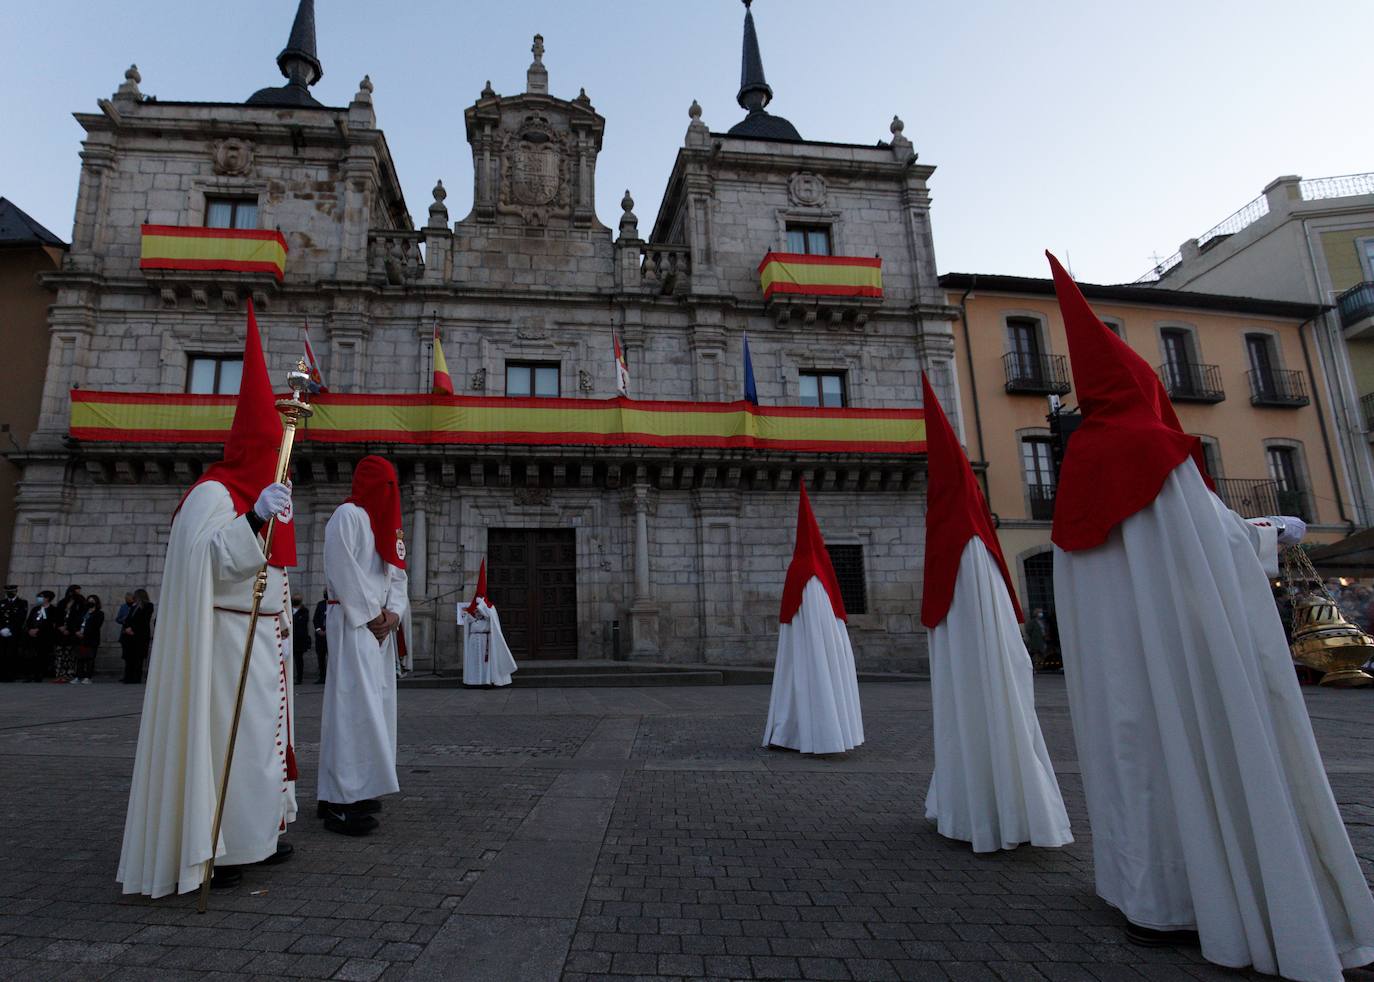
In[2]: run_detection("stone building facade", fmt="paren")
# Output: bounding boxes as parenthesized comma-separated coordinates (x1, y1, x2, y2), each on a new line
(7, 2, 960, 673)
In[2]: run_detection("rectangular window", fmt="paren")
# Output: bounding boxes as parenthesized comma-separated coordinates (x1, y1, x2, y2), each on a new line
(1200, 439, 1222, 479)
(1247, 334, 1277, 385)
(785, 223, 832, 256)
(1267, 445, 1310, 520)
(1007, 318, 1043, 377)
(1022, 436, 1056, 519)
(799, 370, 846, 408)
(204, 196, 259, 230)
(186, 355, 244, 394)
(825, 544, 867, 615)
(506, 361, 560, 398)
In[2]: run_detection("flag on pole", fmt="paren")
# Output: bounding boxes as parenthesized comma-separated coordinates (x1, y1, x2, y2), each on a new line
(302, 318, 327, 393)
(743, 332, 759, 406)
(432, 315, 454, 396)
(614, 332, 630, 397)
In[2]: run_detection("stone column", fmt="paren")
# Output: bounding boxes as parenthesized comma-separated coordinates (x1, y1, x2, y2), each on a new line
(629, 483, 660, 657)
(409, 468, 430, 672)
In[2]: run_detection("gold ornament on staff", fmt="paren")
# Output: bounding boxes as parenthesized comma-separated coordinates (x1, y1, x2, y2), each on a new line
(1279, 544, 1374, 688)
(197, 360, 314, 913)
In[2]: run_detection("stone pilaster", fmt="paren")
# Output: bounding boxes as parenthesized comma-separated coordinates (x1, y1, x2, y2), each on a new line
(628, 483, 660, 657)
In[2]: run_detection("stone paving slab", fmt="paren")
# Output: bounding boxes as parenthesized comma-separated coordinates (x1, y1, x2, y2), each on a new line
(2, 680, 1374, 980)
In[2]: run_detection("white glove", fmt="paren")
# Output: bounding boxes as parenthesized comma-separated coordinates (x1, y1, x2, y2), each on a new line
(253, 482, 292, 521)
(0, 628, 9, 638)
(1274, 515, 1307, 546)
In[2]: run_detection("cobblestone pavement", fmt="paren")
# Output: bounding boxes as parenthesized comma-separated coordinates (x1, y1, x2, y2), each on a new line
(2, 679, 1374, 981)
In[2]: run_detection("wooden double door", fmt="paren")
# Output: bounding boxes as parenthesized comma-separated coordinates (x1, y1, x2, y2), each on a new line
(486, 528, 578, 660)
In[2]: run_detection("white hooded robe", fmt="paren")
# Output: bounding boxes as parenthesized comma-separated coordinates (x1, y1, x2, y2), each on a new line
(762, 578, 864, 754)
(925, 537, 1072, 852)
(117, 481, 295, 897)
(1056, 459, 1374, 980)
(459, 598, 517, 687)
(319, 503, 409, 805)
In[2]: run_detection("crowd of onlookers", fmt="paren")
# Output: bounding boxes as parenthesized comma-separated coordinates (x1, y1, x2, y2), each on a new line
(0, 583, 154, 684)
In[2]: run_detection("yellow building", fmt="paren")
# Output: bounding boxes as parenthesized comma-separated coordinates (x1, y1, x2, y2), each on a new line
(941, 272, 1348, 617)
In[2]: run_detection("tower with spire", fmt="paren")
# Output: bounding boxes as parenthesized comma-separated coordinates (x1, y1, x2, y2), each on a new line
(247, 0, 325, 107)
(728, 0, 801, 140)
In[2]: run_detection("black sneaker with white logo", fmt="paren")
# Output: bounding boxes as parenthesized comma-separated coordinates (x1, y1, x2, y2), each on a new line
(321, 805, 378, 836)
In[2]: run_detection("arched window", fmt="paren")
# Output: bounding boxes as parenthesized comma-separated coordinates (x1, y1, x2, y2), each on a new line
(1023, 551, 1056, 617)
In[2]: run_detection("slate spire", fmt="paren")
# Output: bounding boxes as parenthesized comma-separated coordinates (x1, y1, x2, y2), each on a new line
(247, 0, 324, 107)
(737, 0, 773, 113)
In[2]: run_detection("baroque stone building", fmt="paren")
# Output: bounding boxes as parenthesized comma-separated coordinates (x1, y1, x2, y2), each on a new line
(8, 1, 959, 673)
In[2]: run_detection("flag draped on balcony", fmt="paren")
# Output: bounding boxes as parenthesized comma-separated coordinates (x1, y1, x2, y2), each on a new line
(432, 318, 454, 396)
(139, 225, 288, 281)
(758, 252, 882, 300)
(743, 333, 759, 405)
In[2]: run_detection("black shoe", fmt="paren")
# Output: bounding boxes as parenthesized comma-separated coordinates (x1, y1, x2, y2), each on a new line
(322, 807, 378, 836)
(1124, 922, 1200, 948)
(316, 799, 331, 819)
(210, 865, 243, 889)
(254, 841, 294, 866)
(350, 799, 382, 815)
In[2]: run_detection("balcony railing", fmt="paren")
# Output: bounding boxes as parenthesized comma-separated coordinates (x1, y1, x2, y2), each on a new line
(1158, 362, 1225, 403)
(368, 230, 425, 285)
(1028, 483, 1056, 521)
(1213, 478, 1313, 522)
(1338, 282, 1374, 330)
(1361, 392, 1374, 430)
(1003, 352, 1071, 395)
(640, 244, 692, 295)
(1214, 478, 1280, 518)
(1247, 369, 1309, 407)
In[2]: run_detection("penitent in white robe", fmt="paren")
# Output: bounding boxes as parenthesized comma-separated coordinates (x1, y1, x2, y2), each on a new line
(117, 482, 295, 897)
(925, 537, 1072, 852)
(762, 578, 864, 754)
(458, 598, 517, 687)
(319, 503, 409, 805)
(1056, 459, 1374, 981)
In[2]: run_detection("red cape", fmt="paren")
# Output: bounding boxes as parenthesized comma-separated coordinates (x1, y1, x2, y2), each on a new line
(464, 558, 489, 617)
(779, 484, 847, 624)
(920, 373, 1023, 628)
(1046, 252, 1202, 552)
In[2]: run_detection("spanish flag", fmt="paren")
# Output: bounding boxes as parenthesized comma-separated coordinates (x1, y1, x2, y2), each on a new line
(758, 252, 882, 301)
(140, 225, 288, 281)
(432, 317, 454, 396)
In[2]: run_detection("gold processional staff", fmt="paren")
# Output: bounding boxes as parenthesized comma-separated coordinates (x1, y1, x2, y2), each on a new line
(198, 361, 314, 912)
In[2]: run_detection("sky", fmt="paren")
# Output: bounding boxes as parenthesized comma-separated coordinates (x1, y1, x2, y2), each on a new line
(4, 0, 1374, 285)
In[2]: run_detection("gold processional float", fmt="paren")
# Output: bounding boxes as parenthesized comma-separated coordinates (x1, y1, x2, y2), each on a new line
(1280, 544, 1374, 687)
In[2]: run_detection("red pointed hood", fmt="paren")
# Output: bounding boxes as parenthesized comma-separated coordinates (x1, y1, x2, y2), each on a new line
(179, 300, 296, 567)
(920, 374, 1023, 628)
(345, 455, 405, 569)
(779, 483, 847, 624)
(1046, 252, 1201, 552)
(464, 558, 489, 617)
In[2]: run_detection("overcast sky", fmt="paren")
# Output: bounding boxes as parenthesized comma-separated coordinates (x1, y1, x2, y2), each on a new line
(5, 0, 1373, 285)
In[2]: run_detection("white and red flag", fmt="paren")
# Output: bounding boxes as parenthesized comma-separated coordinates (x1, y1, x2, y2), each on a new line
(614, 333, 630, 397)
(302, 319, 327, 393)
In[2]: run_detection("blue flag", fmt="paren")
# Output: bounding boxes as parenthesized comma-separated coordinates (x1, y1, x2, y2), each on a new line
(743, 332, 759, 405)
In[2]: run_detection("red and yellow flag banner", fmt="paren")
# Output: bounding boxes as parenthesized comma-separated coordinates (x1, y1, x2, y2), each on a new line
(140, 225, 289, 281)
(70, 391, 925, 455)
(758, 252, 882, 301)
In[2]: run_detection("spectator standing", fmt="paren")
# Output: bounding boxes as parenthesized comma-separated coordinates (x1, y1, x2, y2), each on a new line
(1024, 608, 1048, 671)
(313, 590, 329, 684)
(120, 589, 154, 683)
(0, 584, 26, 683)
(291, 593, 310, 685)
(115, 592, 134, 632)
(75, 595, 105, 684)
(24, 590, 57, 682)
(53, 585, 85, 683)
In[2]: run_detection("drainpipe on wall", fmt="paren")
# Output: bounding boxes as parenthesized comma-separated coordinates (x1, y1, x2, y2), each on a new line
(956, 278, 989, 500)
(1298, 315, 1353, 531)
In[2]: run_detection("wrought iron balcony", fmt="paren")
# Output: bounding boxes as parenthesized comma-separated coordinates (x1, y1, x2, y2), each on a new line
(1158, 362, 1225, 403)
(1338, 281, 1374, 335)
(1361, 392, 1374, 431)
(1027, 483, 1056, 520)
(1213, 477, 1312, 522)
(1003, 352, 1071, 396)
(1247, 369, 1309, 408)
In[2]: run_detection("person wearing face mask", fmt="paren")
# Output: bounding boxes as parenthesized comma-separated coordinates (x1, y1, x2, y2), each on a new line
(23, 591, 56, 682)
(0, 585, 27, 683)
